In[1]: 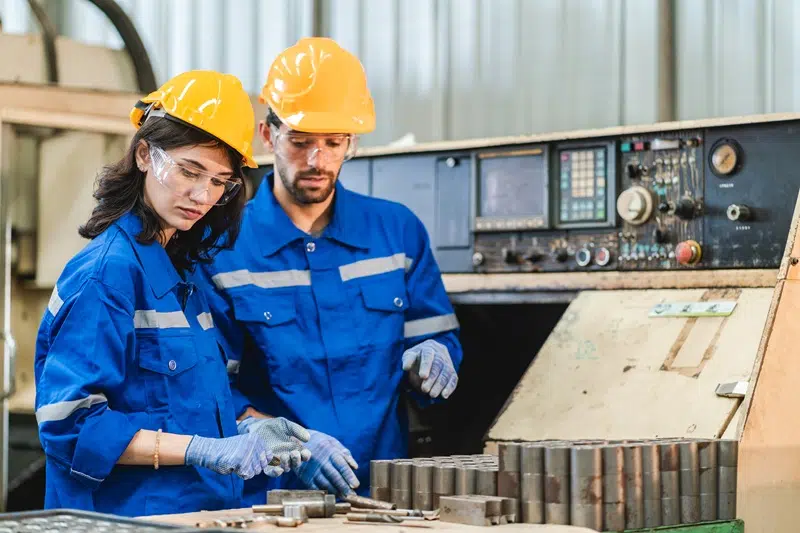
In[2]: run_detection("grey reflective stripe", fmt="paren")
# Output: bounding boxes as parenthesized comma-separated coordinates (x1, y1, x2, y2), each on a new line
(133, 310, 190, 329)
(405, 257, 413, 271)
(70, 469, 103, 483)
(197, 312, 214, 330)
(340, 253, 408, 282)
(404, 313, 460, 339)
(36, 393, 108, 424)
(227, 360, 241, 375)
(212, 269, 311, 290)
(48, 286, 64, 316)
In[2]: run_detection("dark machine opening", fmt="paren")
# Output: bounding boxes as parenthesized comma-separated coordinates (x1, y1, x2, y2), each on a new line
(407, 302, 568, 458)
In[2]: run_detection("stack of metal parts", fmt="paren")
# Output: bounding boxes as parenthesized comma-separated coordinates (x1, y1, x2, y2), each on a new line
(370, 438, 738, 530)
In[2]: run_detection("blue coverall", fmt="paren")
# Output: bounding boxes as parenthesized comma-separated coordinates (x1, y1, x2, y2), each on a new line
(194, 174, 463, 504)
(34, 212, 242, 516)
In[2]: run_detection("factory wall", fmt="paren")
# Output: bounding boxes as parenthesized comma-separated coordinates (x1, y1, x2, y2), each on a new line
(0, 0, 795, 147)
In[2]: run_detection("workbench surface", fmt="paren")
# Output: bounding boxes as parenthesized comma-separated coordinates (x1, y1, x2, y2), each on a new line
(145, 508, 599, 532)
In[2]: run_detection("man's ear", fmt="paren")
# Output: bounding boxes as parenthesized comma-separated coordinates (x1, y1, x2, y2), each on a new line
(258, 121, 275, 152)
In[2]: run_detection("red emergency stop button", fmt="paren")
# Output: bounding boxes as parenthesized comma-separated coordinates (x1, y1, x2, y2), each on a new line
(675, 239, 702, 266)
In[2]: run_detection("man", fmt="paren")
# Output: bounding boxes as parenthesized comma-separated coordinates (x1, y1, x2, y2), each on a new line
(196, 37, 462, 504)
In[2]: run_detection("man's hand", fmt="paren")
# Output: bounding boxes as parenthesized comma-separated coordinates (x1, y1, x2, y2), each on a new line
(402, 339, 458, 399)
(237, 417, 311, 476)
(293, 430, 359, 496)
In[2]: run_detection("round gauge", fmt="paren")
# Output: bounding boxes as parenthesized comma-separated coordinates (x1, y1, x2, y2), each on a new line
(709, 139, 743, 177)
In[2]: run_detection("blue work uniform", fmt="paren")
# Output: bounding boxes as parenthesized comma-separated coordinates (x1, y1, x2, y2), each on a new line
(193, 174, 462, 504)
(34, 212, 242, 517)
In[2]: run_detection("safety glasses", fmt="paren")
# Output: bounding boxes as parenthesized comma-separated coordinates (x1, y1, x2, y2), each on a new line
(272, 129, 358, 165)
(148, 145, 243, 206)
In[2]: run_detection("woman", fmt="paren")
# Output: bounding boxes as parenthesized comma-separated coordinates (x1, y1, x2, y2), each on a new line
(34, 70, 308, 517)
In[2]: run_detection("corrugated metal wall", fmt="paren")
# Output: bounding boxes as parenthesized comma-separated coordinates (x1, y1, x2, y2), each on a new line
(0, 0, 796, 147)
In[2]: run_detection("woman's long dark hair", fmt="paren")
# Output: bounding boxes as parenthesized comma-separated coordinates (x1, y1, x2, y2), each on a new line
(79, 116, 247, 272)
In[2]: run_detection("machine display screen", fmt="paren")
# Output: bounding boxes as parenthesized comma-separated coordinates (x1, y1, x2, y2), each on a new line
(557, 147, 608, 224)
(477, 151, 548, 229)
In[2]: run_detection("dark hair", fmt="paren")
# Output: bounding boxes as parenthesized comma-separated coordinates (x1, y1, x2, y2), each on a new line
(79, 116, 247, 272)
(266, 107, 283, 129)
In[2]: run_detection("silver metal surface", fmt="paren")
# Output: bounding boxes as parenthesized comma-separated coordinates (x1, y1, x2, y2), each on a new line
(343, 494, 396, 511)
(715, 381, 748, 398)
(679, 441, 700, 524)
(659, 442, 680, 526)
(498, 442, 521, 472)
(455, 466, 477, 495)
(476, 467, 498, 496)
(544, 446, 570, 525)
(521, 444, 544, 475)
(623, 445, 644, 529)
(641, 444, 661, 527)
(282, 504, 308, 523)
(698, 439, 719, 522)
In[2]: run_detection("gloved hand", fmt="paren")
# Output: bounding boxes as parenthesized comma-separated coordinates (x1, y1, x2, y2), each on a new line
(238, 416, 312, 476)
(293, 430, 359, 496)
(402, 339, 458, 399)
(185, 433, 272, 480)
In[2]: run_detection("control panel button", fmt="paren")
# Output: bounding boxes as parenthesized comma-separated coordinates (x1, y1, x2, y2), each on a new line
(575, 248, 592, 267)
(594, 247, 612, 267)
(471, 252, 485, 266)
(674, 198, 699, 220)
(675, 240, 702, 266)
(726, 204, 751, 222)
(552, 249, 569, 263)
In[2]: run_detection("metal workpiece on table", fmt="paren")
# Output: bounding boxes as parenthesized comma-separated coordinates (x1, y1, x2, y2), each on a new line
(476, 467, 498, 496)
(254, 495, 336, 519)
(282, 504, 309, 523)
(569, 446, 602, 530)
(641, 443, 662, 528)
(412, 463, 434, 511)
(370, 460, 392, 502)
(521, 443, 545, 475)
(267, 489, 327, 504)
(438, 496, 492, 527)
(432, 464, 456, 509)
(623, 444, 644, 529)
(544, 446, 570, 525)
(718, 439, 738, 467)
(717, 440, 738, 521)
(498, 442, 521, 472)
(698, 439, 719, 522)
(343, 494, 396, 511)
(520, 472, 544, 524)
(659, 442, 681, 526)
(679, 440, 701, 524)
(455, 465, 477, 495)
(601, 444, 626, 531)
(390, 462, 412, 510)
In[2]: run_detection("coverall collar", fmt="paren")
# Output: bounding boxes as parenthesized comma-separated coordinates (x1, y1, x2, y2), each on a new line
(115, 211, 182, 298)
(254, 172, 369, 257)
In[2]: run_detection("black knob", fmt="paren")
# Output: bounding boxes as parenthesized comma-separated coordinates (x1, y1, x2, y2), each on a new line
(525, 249, 544, 263)
(727, 204, 752, 222)
(503, 248, 519, 264)
(658, 202, 671, 214)
(553, 249, 569, 263)
(653, 228, 669, 244)
(627, 163, 643, 180)
(674, 198, 698, 220)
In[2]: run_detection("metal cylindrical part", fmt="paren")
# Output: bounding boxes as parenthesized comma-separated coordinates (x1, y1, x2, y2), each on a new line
(283, 504, 308, 523)
(679, 441, 700, 524)
(391, 462, 412, 509)
(659, 442, 680, 526)
(521, 473, 544, 523)
(544, 447, 570, 525)
(641, 444, 661, 527)
(718, 440, 738, 467)
(521, 444, 544, 475)
(569, 446, 602, 530)
(717, 438, 738, 520)
(499, 442, 521, 472)
(370, 460, 392, 502)
(412, 464, 433, 511)
(455, 466, 477, 495)
(335, 503, 352, 514)
(698, 439, 719, 522)
(476, 468, 498, 496)
(432, 465, 456, 494)
(623, 445, 644, 529)
(604, 503, 626, 531)
(601, 445, 625, 531)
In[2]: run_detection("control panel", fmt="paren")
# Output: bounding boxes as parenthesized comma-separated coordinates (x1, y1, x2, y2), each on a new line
(254, 117, 800, 274)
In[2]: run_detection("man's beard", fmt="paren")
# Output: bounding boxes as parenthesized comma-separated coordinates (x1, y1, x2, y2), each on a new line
(276, 161, 338, 205)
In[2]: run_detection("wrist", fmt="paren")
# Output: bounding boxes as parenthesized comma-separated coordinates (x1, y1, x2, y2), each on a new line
(184, 434, 209, 466)
(236, 416, 257, 434)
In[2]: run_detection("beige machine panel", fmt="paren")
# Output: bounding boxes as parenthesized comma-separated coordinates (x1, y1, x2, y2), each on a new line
(36, 132, 128, 288)
(486, 288, 772, 443)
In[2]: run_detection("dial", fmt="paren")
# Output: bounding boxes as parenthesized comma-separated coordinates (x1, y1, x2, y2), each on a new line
(616, 186, 655, 225)
(710, 139, 742, 177)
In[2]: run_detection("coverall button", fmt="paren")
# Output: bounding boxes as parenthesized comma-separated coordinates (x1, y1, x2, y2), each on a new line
(306, 242, 316, 253)
(393, 297, 404, 308)
(168, 360, 177, 371)
(264, 311, 272, 321)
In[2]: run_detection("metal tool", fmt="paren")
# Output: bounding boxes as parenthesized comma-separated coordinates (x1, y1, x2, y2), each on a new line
(282, 504, 308, 523)
(253, 494, 337, 519)
(197, 514, 300, 528)
(267, 489, 327, 504)
(343, 493, 397, 510)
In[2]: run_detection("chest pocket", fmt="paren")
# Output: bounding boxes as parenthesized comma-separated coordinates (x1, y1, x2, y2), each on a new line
(137, 331, 214, 432)
(357, 276, 408, 351)
(231, 292, 313, 388)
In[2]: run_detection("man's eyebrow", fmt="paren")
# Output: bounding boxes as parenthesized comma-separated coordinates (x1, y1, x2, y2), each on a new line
(181, 158, 234, 176)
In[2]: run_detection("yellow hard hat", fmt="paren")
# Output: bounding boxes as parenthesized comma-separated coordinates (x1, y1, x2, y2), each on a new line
(260, 37, 375, 135)
(130, 70, 257, 168)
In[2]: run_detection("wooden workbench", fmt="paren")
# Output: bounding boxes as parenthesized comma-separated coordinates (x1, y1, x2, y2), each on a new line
(145, 508, 599, 532)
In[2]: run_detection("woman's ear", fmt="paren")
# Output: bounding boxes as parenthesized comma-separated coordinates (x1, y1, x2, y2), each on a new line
(135, 140, 150, 172)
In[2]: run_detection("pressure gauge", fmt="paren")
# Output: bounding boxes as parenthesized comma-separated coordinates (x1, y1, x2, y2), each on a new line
(709, 139, 743, 177)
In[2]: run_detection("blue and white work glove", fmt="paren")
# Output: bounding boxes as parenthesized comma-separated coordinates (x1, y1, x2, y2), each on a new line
(293, 430, 359, 496)
(238, 416, 312, 476)
(185, 433, 273, 480)
(402, 339, 459, 399)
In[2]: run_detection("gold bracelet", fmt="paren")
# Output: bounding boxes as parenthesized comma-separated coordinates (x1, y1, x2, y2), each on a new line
(154, 429, 162, 470)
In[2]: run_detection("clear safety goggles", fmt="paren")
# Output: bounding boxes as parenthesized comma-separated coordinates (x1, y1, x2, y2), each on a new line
(149, 145, 243, 206)
(272, 129, 358, 165)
